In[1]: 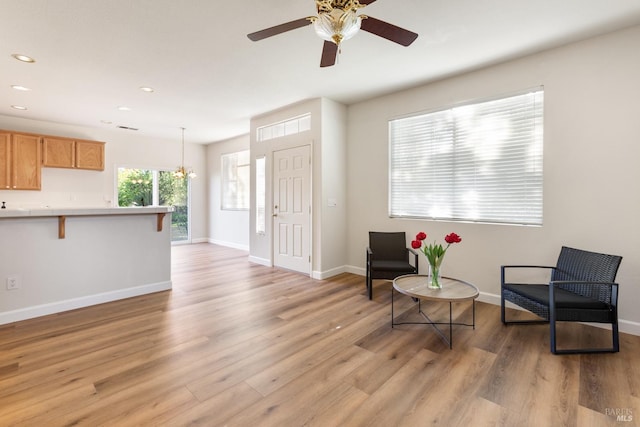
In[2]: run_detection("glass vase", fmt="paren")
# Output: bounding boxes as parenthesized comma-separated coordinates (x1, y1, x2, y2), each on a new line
(428, 264, 442, 289)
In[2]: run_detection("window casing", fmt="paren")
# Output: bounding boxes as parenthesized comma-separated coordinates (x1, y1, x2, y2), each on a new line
(389, 89, 544, 226)
(222, 150, 250, 210)
(256, 113, 311, 142)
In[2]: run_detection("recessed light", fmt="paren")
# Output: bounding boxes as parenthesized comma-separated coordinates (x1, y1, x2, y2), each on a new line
(101, 120, 113, 125)
(11, 85, 31, 91)
(117, 106, 132, 111)
(11, 105, 28, 110)
(11, 54, 35, 63)
(139, 86, 154, 93)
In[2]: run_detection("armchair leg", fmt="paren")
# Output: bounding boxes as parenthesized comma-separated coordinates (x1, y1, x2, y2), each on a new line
(550, 321, 619, 354)
(613, 322, 620, 352)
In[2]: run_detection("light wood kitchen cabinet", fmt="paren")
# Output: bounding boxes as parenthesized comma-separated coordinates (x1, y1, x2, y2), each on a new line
(0, 132, 9, 189)
(0, 131, 42, 190)
(75, 140, 104, 170)
(42, 137, 105, 171)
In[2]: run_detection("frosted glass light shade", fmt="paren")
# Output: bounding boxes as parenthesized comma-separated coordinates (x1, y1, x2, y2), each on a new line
(313, 8, 362, 45)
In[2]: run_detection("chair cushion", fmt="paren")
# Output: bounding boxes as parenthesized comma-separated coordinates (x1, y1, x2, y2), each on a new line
(370, 260, 416, 273)
(504, 284, 609, 310)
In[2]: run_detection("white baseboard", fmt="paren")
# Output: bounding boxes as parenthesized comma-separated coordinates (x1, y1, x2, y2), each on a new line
(345, 265, 366, 276)
(208, 238, 249, 251)
(0, 281, 172, 326)
(248, 256, 271, 267)
(312, 266, 347, 280)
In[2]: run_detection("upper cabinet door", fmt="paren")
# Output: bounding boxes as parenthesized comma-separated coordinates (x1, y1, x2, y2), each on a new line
(42, 137, 75, 168)
(75, 140, 105, 171)
(0, 132, 10, 189)
(42, 137, 105, 171)
(12, 134, 41, 190)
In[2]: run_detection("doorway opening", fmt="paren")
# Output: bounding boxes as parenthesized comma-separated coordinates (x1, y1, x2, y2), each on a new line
(117, 167, 191, 243)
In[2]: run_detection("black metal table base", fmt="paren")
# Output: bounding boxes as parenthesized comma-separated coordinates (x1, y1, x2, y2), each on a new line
(391, 288, 476, 349)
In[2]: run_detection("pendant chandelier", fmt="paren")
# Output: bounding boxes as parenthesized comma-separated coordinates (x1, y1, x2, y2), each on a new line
(174, 127, 196, 179)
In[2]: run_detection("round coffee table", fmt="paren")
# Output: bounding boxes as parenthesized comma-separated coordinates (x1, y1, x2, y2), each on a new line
(392, 274, 479, 348)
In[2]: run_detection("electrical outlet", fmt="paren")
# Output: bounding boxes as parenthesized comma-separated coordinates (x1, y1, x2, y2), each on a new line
(7, 277, 20, 290)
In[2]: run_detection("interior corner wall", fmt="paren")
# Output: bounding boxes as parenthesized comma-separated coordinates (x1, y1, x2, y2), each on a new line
(346, 24, 640, 329)
(206, 134, 250, 250)
(319, 98, 348, 278)
(0, 115, 208, 242)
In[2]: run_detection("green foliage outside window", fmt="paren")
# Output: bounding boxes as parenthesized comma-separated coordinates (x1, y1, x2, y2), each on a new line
(118, 169, 153, 207)
(117, 168, 190, 241)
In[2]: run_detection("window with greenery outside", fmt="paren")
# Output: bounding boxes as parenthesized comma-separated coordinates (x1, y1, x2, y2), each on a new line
(117, 168, 189, 241)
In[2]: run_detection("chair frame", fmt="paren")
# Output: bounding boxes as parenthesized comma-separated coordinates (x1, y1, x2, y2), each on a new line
(501, 246, 622, 354)
(366, 232, 419, 300)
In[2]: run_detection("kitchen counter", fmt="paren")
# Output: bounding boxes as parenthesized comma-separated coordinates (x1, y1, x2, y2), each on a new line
(0, 206, 174, 238)
(0, 206, 174, 324)
(0, 205, 173, 217)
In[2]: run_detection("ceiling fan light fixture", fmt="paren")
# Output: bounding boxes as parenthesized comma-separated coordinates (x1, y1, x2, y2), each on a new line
(313, 8, 362, 45)
(247, 0, 418, 67)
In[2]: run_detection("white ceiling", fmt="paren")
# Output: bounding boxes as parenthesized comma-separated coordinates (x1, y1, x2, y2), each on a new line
(2, 0, 640, 144)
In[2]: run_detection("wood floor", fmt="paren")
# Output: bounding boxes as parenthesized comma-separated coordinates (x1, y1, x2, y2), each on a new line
(1, 243, 639, 426)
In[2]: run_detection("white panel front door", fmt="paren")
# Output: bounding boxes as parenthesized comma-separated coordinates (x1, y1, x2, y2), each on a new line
(273, 145, 310, 274)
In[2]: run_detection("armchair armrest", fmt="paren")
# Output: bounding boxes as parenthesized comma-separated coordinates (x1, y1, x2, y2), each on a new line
(501, 264, 555, 286)
(407, 247, 419, 271)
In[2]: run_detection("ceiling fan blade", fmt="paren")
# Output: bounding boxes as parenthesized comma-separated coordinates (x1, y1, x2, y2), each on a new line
(360, 16, 418, 46)
(247, 17, 311, 41)
(320, 41, 338, 67)
(359, 0, 378, 4)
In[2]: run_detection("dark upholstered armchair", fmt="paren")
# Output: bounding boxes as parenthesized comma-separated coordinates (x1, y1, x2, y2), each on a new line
(366, 232, 419, 300)
(501, 246, 623, 354)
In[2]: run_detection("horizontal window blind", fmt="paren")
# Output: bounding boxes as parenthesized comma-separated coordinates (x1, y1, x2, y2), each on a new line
(389, 89, 544, 225)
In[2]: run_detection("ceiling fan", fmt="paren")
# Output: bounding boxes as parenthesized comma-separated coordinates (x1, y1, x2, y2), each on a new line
(247, 0, 418, 67)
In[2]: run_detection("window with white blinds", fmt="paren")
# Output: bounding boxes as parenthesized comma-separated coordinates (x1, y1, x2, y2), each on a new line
(389, 88, 544, 225)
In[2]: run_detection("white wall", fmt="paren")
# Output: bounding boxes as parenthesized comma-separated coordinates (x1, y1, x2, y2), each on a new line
(206, 134, 250, 250)
(319, 98, 348, 277)
(346, 25, 640, 331)
(0, 116, 208, 241)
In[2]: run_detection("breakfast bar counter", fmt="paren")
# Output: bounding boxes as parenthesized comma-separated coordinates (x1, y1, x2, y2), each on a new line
(0, 206, 174, 325)
(0, 206, 172, 238)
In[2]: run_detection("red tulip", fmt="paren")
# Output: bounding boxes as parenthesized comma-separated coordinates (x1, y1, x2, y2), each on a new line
(416, 232, 427, 241)
(444, 232, 462, 244)
(411, 240, 422, 249)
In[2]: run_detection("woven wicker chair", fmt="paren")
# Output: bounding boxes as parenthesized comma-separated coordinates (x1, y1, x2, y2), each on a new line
(501, 246, 623, 354)
(366, 232, 418, 300)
